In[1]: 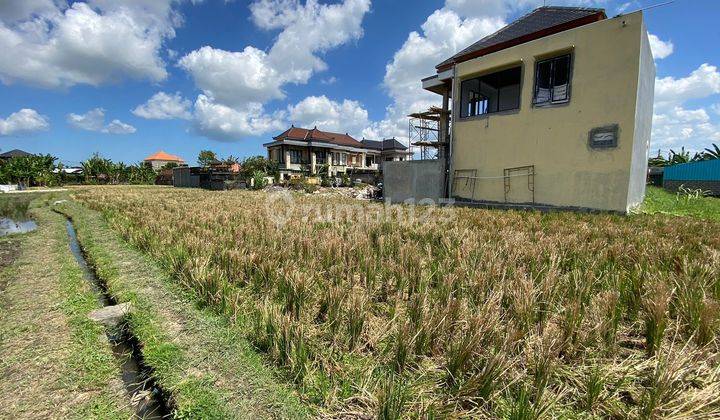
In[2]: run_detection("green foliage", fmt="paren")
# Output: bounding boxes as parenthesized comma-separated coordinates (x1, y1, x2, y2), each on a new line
(198, 150, 218, 167)
(241, 156, 278, 179)
(648, 143, 720, 167)
(0, 154, 57, 186)
(80, 153, 156, 185)
(160, 162, 180, 170)
(252, 171, 268, 190)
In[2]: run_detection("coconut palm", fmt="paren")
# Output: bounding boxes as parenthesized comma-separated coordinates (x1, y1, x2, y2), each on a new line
(704, 143, 720, 160)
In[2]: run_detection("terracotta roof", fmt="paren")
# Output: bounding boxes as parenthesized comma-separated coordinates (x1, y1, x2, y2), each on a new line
(143, 150, 185, 162)
(436, 6, 606, 70)
(274, 126, 365, 148)
(361, 138, 408, 151)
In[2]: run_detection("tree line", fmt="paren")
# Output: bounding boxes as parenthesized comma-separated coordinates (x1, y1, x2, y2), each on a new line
(649, 143, 720, 167)
(0, 152, 156, 187)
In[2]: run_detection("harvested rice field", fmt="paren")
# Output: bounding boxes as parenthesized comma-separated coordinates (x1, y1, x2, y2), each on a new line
(67, 185, 720, 418)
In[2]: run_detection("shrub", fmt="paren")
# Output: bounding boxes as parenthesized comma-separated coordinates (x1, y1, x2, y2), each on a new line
(252, 171, 268, 190)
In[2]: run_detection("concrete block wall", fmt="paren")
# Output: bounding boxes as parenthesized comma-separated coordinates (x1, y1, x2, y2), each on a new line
(383, 160, 446, 203)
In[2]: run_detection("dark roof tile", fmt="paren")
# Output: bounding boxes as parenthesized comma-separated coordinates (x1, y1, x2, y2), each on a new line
(436, 6, 606, 69)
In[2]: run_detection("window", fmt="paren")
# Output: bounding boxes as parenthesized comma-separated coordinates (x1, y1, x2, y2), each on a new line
(332, 152, 347, 166)
(289, 150, 303, 164)
(365, 155, 375, 166)
(460, 66, 521, 118)
(316, 150, 327, 164)
(533, 54, 572, 105)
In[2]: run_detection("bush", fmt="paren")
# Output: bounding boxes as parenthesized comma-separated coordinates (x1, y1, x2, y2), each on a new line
(252, 171, 268, 190)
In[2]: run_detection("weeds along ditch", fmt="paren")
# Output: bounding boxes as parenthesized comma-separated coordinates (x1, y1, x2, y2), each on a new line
(62, 212, 171, 418)
(75, 186, 720, 418)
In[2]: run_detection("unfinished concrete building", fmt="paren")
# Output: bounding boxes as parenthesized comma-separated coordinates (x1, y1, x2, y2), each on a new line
(386, 6, 655, 212)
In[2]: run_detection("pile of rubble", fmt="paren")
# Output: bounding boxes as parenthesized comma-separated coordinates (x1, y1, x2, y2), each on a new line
(263, 184, 381, 200)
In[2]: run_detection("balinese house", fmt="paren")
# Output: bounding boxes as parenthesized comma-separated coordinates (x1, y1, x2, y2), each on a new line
(415, 6, 654, 212)
(143, 150, 186, 171)
(360, 138, 413, 169)
(264, 126, 384, 179)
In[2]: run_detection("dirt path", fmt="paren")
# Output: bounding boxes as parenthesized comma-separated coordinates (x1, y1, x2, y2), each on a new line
(0, 206, 131, 418)
(57, 201, 309, 419)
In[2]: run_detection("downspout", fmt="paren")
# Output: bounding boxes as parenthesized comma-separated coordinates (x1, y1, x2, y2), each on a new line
(446, 64, 456, 200)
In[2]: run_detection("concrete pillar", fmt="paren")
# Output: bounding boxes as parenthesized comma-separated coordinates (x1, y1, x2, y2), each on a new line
(284, 150, 291, 168)
(311, 151, 317, 175)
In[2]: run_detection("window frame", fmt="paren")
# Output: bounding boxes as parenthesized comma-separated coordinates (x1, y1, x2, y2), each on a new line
(458, 65, 523, 119)
(532, 53, 573, 107)
(289, 149, 305, 164)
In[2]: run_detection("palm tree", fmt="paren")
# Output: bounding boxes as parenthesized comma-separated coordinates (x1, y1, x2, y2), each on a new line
(704, 143, 720, 160)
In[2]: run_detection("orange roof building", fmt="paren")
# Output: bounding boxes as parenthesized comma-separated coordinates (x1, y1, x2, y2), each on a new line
(143, 150, 185, 170)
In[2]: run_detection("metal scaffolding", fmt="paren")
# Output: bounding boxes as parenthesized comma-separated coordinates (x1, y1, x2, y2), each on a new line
(408, 107, 444, 160)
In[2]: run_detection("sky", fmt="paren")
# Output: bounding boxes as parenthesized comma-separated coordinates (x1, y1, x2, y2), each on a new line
(0, 0, 718, 166)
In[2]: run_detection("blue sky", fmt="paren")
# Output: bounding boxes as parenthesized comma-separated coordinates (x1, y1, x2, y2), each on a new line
(0, 0, 718, 166)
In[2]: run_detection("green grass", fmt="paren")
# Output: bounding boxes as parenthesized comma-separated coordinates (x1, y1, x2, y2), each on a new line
(55, 200, 310, 419)
(639, 186, 720, 221)
(0, 201, 131, 418)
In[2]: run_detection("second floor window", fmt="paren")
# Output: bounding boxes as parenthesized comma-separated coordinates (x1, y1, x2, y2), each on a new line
(533, 54, 572, 106)
(460, 66, 521, 118)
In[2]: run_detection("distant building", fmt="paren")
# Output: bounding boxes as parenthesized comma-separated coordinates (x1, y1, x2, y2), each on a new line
(143, 151, 185, 170)
(264, 126, 384, 179)
(0, 149, 33, 161)
(360, 138, 413, 170)
(663, 159, 720, 196)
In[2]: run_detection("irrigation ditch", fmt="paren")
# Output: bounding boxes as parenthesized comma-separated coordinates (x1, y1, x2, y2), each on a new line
(62, 214, 172, 419)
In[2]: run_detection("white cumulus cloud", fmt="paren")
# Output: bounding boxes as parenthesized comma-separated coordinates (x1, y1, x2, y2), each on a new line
(655, 63, 720, 109)
(648, 33, 673, 60)
(192, 95, 286, 141)
(287, 95, 369, 138)
(67, 108, 135, 134)
(652, 64, 720, 152)
(0, 0, 185, 88)
(0, 108, 49, 136)
(369, 3, 506, 140)
(179, 0, 371, 141)
(133, 92, 192, 120)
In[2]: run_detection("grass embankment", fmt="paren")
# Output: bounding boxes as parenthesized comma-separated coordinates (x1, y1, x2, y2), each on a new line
(74, 185, 720, 418)
(640, 186, 720, 221)
(55, 200, 309, 419)
(0, 198, 131, 418)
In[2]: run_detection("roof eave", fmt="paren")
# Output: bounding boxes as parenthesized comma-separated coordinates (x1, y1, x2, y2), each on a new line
(435, 11, 606, 72)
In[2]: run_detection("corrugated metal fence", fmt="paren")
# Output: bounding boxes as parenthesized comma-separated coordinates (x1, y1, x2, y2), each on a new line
(664, 159, 720, 181)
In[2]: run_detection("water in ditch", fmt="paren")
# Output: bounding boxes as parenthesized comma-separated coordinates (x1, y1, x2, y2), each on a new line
(65, 219, 170, 419)
(0, 195, 37, 236)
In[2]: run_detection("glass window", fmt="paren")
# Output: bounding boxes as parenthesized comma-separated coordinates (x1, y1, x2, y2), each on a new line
(460, 66, 521, 118)
(289, 150, 303, 164)
(534, 54, 572, 105)
(316, 150, 327, 164)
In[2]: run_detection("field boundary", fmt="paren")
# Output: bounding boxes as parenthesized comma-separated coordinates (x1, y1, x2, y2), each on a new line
(0, 204, 131, 418)
(54, 199, 310, 419)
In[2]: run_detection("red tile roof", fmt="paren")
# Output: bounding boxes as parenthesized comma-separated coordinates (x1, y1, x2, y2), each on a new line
(143, 150, 185, 162)
(274, 126, 365, 148)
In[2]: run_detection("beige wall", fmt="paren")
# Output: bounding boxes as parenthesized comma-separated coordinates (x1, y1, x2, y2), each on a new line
(450, 11, 651, 212)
